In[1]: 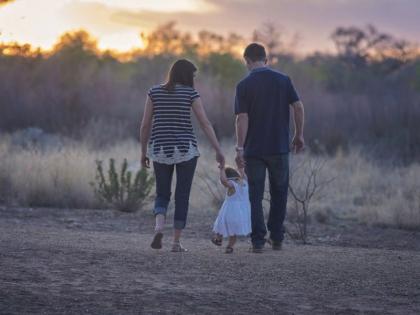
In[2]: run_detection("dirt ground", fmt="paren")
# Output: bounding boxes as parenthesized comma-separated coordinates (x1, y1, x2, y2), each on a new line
(1, 206, 420, 315)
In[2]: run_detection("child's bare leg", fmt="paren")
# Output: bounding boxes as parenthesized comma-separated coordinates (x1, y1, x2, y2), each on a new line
(225, 235, 236, 253)
(227, 235, 236, 248)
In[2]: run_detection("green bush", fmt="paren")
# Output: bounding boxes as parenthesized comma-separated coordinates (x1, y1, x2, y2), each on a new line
(91, 158, 154, 212)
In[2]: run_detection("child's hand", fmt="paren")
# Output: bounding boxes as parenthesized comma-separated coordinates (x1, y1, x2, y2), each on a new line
(239, 167, 247, 179)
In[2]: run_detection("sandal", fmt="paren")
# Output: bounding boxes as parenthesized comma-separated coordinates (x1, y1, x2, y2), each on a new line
(171, 242, 188, 252)
(211, 236, 222, 247)
(151, 232, 163, 249)
(225, 246, 234, 254)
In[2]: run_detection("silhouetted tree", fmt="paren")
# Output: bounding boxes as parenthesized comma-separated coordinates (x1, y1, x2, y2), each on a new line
(331, 25, 417, 73)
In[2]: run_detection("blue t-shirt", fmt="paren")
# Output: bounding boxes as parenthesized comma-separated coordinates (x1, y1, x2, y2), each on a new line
(234, 67, 300, 157)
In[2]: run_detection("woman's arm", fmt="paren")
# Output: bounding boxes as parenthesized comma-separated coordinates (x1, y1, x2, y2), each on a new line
(192, 97, 225, 167)
(220, 166, 235, 195)
(139, 96, 153, 168)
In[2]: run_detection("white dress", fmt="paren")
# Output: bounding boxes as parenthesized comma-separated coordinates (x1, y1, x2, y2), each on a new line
(213, 180, 252, 237)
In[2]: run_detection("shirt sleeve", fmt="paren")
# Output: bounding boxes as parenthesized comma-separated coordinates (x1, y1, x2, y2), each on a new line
(228, 180, 237, 194)
(191, 88, 200, 101)
(234, 83, 249, 114)
(287, 77, 300, 105)
(147, 87, 154, 103)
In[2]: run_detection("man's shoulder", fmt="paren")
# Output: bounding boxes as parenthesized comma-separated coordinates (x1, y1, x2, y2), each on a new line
(236, 75, 252, 90)
(236, 68, 292, 90)
(267, 68, 291, 81)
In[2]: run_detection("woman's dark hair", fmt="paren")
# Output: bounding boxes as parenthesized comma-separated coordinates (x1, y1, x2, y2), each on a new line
(162, 59, 197, 91)
(243, 43, 267, 62)
(225, 166, 240, 179)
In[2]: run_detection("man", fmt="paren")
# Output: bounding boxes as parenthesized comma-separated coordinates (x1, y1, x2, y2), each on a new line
(235, 43, 305, 253)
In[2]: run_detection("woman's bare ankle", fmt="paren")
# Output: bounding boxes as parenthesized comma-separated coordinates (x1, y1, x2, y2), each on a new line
(154, 214, 165, 232)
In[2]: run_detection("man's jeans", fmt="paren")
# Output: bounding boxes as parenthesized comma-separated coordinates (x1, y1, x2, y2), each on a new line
(153, 157, 198, 230)
(245, 154, 289, 247)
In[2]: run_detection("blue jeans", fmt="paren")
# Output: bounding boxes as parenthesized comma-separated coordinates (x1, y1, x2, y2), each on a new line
(245, 154, 289, 247)
(152, 157, 198, 230)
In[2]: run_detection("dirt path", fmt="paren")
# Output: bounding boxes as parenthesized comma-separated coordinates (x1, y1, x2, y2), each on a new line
(1, 208, 420, 314)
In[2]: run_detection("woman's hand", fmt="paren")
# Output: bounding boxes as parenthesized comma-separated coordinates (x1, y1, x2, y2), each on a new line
(141, 154, 150, 169)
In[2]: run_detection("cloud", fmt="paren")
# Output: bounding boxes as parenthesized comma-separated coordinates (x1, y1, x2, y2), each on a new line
(76, 0, 217, 13)
(66, 0, 420, 52)
(62, 2, 145, 33)
(3, 0, 418, 53)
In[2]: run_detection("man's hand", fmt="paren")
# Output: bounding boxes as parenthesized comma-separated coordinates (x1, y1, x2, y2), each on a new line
(291, 101, 305, 154)
(291, 135, 305, 154)
(235, 113, 248, 169)
(235, 150, 245, 169)
(141, 154, 150, 169)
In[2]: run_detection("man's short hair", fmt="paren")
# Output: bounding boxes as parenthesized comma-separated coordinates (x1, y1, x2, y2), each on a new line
(243, 43, 267, 62)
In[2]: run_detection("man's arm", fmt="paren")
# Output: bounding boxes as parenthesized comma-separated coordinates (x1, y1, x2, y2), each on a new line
(291, 100, 305, 153)
(235, 113, 248, 168)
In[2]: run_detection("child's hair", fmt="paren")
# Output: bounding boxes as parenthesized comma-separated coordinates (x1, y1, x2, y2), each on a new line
(225, 166, 240, 179)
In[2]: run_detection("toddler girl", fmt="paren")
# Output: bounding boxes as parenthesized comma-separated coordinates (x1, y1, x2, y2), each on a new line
(212, 165, 251, 253)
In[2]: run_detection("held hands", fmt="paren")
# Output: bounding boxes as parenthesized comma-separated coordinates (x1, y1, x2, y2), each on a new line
(291, 134, 305, 154)
(235, 147, 245, 169)
(216, 150, 225, 169)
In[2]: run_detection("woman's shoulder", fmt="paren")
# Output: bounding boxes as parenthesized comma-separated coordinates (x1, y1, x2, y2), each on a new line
(149, 84, 165, 93)
(174, 85, 200, 101)
(176, 85, 199, 93)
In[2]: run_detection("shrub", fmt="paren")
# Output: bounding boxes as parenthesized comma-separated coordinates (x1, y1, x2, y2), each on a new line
(287, 157, 334, 244)
(91, 158, 154, 212)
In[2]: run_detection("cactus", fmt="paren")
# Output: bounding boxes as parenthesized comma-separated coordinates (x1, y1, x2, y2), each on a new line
(91, 158, 154, 212)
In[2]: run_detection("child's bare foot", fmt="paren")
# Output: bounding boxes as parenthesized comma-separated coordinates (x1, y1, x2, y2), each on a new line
(211, 234, 223, 246)
(225, 246, 234, 254)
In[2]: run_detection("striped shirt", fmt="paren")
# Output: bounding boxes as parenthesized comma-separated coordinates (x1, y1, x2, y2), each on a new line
(147, 84, 201, 164)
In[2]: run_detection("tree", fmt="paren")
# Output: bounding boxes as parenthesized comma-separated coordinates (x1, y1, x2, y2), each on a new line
(252, 22, 283, 63)
(331, 25, 417, 72)
(141, 21, 197, 57)
(52, 30, 99, 55)
(0, 0, 15, 6)
(288, 157, 334, 244)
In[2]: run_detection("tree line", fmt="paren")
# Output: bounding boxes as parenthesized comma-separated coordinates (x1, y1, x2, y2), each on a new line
(1, 23, 419, 162)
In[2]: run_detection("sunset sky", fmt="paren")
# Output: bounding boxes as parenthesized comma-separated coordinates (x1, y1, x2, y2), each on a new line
(0, 0, 419, 53)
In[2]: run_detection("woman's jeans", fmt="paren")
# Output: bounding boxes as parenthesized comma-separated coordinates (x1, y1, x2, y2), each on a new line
(245, 154, 289, 248)
(152, 157, 198, 230)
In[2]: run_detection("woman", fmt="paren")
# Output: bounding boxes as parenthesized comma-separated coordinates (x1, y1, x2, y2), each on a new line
(140, 59, 225, 252)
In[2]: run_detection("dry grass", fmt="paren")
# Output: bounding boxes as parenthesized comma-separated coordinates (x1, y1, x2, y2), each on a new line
(324, 149, 420, 230)
(0, 135, 139, 208)
(0, 134, 419, 230)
